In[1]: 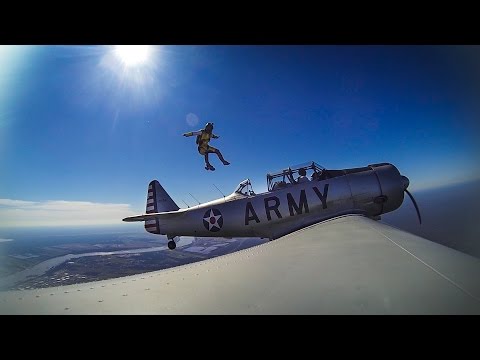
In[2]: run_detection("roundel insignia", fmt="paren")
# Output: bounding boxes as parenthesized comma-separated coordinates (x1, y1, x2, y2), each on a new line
(203, 208, 223, 232)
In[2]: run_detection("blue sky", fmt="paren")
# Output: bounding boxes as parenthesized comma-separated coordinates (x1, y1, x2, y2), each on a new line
(1, 45, 479, 226)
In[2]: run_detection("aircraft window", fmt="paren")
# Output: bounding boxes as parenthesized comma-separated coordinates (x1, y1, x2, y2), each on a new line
(272, 181, 286, 191)
(234, 179, 255, 196)
(267, 161, 326, 191)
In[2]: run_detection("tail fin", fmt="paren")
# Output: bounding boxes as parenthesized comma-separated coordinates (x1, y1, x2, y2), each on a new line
(145, 180, 179, 234)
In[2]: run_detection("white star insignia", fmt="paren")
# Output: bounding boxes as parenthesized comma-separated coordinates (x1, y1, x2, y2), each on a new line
(203, 209, 222, 230)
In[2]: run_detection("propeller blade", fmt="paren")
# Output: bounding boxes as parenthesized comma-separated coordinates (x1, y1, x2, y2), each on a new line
(405, 189, 422, 224)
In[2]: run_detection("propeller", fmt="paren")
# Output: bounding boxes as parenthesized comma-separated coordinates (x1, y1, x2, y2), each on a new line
(405, 189, 422, 224)
(401, 176, 422, 225)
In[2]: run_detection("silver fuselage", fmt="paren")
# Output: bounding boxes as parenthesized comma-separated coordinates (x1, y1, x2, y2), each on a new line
(155, 163, 404, 239)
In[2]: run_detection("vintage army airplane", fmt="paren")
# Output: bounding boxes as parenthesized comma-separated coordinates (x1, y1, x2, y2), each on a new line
(123, 161, 422, 250)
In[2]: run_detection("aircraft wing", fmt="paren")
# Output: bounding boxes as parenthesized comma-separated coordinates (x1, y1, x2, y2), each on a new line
(1, 215, 480, 314)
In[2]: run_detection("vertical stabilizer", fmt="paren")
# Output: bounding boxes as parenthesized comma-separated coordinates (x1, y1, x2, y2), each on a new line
(144, 180, 179, 234)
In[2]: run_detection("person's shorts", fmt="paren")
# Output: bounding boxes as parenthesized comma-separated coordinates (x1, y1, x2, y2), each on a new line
(198, 143, 217, 155)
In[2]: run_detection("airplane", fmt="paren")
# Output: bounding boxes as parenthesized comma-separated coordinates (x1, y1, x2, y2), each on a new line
(2, 161, 480, 314)
(123, 161, 422, 250)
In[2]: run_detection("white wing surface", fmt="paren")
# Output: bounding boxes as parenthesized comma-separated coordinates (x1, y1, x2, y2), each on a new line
(1, 215, 479, 314)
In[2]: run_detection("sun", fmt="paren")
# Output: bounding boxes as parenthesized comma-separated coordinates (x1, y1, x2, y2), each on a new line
(114, 45, 151, 66)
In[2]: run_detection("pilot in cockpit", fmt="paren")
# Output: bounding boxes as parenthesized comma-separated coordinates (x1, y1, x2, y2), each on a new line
(297, 168, 310, 183)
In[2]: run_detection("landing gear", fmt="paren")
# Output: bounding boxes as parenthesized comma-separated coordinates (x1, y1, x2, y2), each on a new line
(167, 235, 177, 250)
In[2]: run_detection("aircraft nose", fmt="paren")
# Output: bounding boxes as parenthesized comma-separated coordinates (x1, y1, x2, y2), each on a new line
(401, 175, 410, 190)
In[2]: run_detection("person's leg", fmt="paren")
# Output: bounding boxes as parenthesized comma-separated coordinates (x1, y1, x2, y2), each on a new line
(200, 144, 214, 170)
(215, 149, 230, 165)
(208, 145, 229, 165)
(204, 153, 214, 170)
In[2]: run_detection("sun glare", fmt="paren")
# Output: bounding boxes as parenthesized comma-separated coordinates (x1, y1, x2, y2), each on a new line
(114, 45, 151, 66)
(98, 45, 163, 105)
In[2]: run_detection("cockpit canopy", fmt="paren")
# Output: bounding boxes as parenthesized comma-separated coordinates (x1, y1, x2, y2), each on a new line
(234, 179, 256, 196)
(267, 161, 325, 191)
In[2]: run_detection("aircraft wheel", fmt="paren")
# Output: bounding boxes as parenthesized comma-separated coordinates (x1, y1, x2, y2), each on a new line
(168, 240, 176, 250)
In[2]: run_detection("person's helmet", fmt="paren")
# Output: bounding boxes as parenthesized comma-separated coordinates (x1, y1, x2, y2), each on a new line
(298, 168, 306, 176)
(205, 122, 214, 132)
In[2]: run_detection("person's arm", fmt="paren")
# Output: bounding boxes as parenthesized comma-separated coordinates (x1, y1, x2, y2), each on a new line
(212, 133, 219, 139)
(183, 130, 202, 137)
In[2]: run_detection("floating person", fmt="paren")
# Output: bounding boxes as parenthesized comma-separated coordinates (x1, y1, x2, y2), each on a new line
(183, 122, 230, 171)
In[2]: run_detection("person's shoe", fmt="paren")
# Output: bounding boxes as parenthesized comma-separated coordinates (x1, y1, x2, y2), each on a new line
(205, 164, 216, 171)
(222, 161, 230, 166)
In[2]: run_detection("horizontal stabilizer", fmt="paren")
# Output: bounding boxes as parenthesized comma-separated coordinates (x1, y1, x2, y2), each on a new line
(122, 211, 180, 223)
